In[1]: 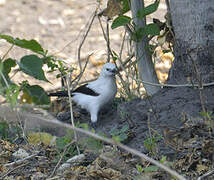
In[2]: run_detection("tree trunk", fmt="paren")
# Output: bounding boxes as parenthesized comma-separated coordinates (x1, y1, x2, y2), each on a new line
(131, 0, 160, 96)
(168, 0, 214, 84)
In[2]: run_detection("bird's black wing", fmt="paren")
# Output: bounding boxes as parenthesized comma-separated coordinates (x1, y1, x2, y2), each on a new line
(73, 84, 100, 96)
(48, 84, 99, 97)
(48, 91, 69, 97)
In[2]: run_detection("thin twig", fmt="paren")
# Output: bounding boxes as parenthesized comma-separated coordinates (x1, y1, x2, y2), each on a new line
(4, 152, 39, 167)
(9, 69, 19, 80)
(49, 140, 75, 177)
(71, 53, 92, 88)
(187, 51, 207, 113)
(78, 9, 97, 72)
(116, 30, 133, 97)
(147, 112, 152, 140)
(97, 15, 114, 59)
(98, 16, 108, 42)
(1, 163, 29, 179)
(165, 0, 170, 12)
(117, 52, 135, 72)
(0, 71, 10, 88)
(134, 77, 214, 88)
(197, 170, 214, 180)
(26, 114, 187, 180)
(1, 44, 14, 61)
(106, 19, 111, 62)
(66, 75, 80, 155)
(15, 109, 29, 144)
(119, 30, 126, 60)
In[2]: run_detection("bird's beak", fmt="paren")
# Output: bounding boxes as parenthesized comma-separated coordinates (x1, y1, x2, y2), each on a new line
(111, 69, 118, 74)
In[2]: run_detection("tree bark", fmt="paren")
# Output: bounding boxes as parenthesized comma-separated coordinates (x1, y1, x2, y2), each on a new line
(131, 0, 160, 96)
(169, 0, 214, 84)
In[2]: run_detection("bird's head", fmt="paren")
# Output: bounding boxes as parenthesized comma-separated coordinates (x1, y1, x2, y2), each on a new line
(100, 63, 117, 77)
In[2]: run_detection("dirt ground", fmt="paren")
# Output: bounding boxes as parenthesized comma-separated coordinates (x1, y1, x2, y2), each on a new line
(0, 0, 214, 179)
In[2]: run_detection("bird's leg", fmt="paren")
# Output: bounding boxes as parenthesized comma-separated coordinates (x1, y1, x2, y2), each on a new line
(90, 122, 97, 129)
(90, 109, 98, 129)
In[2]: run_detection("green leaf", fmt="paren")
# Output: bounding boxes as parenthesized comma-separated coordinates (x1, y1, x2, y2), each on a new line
(157, 34, 166, 45)
(134, 23, 160, 41)
(19, 55, 48, 82)
(144, 165, 159, 172)
(84, 137, 103, 152)
(160, 155, 167, 163)
(0, 34, 45, 54)
(111, 15, 131, 29)
(56, 136, 70, 150)
(110, 128, 120, 136)
(121, 0, 130, 14)
(145, 44, 157, 54)
(78, 123, 89, 130)
(118, 133, 128, 142)
(137, 0, 160, 19)
(3, 58, 16, 75)
(0, 122, 9, 139)
(23, 84, 50, 105)
(112, 136, 121, 142)
(141, 23, 160, 36)
(162, 49, 172, 54)
(121, 124, 129, 132)
(0, 58, 16, 86)
(136, 164, 143, 173)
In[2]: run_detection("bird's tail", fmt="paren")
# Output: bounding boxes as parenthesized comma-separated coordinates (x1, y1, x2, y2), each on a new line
(48, 91, 70, 97)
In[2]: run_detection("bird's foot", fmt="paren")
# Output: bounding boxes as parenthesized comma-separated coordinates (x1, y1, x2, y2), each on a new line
(90, 122, 97, 130)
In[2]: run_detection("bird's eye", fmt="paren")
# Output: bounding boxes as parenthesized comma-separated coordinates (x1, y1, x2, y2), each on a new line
(106, 68, 110, 71)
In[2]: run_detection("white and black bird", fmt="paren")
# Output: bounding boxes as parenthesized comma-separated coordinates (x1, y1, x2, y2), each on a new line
(49, 63, 117, 126)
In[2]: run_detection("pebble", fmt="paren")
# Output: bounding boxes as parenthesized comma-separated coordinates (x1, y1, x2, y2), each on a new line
(12, 148, 29, 159)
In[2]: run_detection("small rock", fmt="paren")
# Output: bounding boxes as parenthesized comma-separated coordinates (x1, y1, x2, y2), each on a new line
(57, 154, 85, 173)
(31, 172, 47, 180)
(12, 148, 29, 159)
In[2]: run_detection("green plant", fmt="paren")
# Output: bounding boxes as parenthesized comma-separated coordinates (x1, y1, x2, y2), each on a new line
(105, 0, 174, 98)
(136, 164, 143, 173)
(111, 0, 160, 41)
(0, 34, 69, 106)
(102, 0, 164, 99)
(144, 156, 173, 173)
(119, 110, 130, 120)
(135, 156, 173, 175)
(0, 121, 9, 140)
(0, 121, 23, 142)
(110, 124, 129, 142)
(199, 111, 214, 131)
(199, 111, 213, 121)
(144, 133, 162, 156)
(77, 123, 103, 152)
(55, 122, 103, 162)
(55, 130, 77, 162)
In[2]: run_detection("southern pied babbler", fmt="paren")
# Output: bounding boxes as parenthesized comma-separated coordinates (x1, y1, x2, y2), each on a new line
(48, 63, 117, 127)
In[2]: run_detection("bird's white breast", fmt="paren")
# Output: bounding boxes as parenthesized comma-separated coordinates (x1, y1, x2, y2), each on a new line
(72, 76, 117, 112)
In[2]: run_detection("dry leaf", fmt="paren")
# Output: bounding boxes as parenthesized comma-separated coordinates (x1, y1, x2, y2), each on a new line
(28, 132, 56, 146)
(197, 164, 208, 173)
(102, 0, 123, 19)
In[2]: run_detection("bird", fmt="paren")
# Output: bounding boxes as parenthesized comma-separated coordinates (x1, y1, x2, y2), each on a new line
(48, 63, 117, 127)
